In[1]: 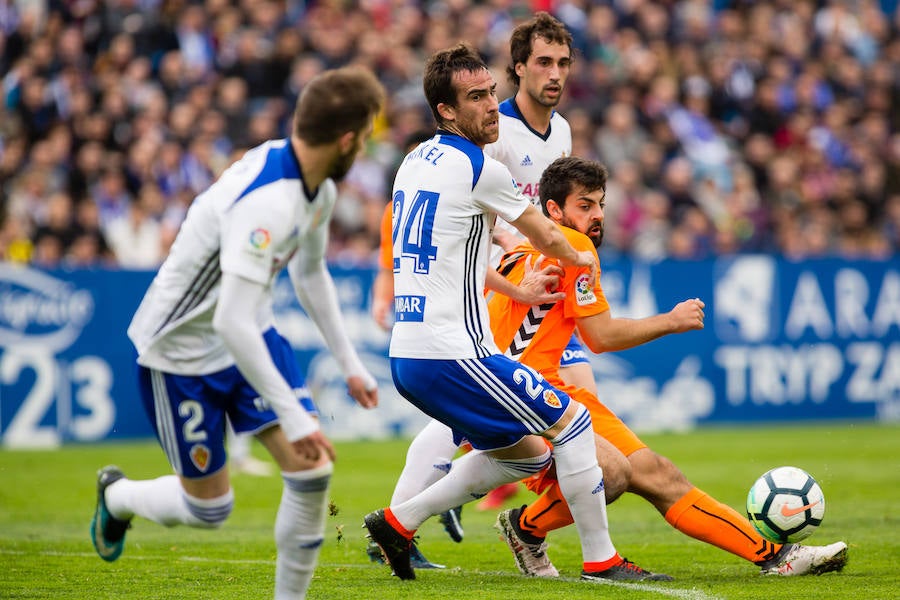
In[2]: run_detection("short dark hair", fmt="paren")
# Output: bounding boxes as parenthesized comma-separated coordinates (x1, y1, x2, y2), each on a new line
(539, 156, 608, 214)
(293, 66, 385, 145)
(423, 43, 488, 127)
(506, 12, 574, 88)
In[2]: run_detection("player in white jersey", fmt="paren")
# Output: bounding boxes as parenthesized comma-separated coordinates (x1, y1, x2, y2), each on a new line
(90, 66, 384, 600)
(487, 11, 597, 392)
(386, 13, 594, 520)
(364, 43, 666, 583)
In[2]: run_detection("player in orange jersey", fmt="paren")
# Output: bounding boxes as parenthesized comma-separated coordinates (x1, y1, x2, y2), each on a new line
(491, 156, 849, 578)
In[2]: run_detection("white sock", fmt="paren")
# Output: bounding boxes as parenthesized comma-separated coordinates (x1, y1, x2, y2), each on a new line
(550, 404, 617, 564)
(390, 449, 549, 532)
(274, 463, 333, 600)
(391, 420, 458, 505)
(106, 474, 233, 528)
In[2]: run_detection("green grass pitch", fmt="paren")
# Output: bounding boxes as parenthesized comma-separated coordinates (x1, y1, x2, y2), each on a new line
(2, 422, 898, 599)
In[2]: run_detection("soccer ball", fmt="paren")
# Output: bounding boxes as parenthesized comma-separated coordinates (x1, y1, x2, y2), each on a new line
(746, 466, 825, 543)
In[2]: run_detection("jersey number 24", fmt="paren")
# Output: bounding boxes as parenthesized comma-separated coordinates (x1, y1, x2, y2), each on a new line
(392, 189, 439, 274)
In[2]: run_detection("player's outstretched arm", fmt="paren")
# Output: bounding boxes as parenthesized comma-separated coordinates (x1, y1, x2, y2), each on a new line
(576, 298, 705, 354)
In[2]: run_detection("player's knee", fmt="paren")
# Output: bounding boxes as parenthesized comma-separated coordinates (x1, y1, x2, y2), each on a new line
(598, 450, 632, 504)
(184, 490, 234, 529)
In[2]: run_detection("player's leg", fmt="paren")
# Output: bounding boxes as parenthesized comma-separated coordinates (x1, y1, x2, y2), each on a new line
(588, 405, 788, 567)
(539, 401, 667, 581)
(257, 425, 333, 599)
(92, 366, 237, 562)
(506, 387, 632, 542)
(228, 418, 273, 476)
(391, 418, 465, 546)
(391, 419, 459, 505)
(475, 335, 597, 511)
(508, 432, 630, 539)
(629, 449, 847, 574)
(368, 418, 459, 568)
(368, 437, 552, 580)
(247, 328, 334, 600)
(366, 357, 563, 579)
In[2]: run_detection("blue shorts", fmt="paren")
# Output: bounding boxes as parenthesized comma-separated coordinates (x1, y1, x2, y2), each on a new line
(137, 328, 316, 478)
(560, 334, 589, 367)
(391, 355, 571, 451)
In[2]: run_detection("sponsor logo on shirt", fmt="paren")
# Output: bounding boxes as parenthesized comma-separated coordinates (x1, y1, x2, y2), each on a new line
(394, 294, 426, 322)
(575, 273, 596, 306)
(249, 228, 271, 250)
(520, 155, 533, 166)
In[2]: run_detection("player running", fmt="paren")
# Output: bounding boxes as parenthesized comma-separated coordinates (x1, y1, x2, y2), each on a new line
(89, 66, 383, 600)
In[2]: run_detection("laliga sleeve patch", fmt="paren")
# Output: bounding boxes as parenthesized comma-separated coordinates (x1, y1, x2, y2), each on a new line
(248, 228, 271, 250)
(575, 273, 596, 306)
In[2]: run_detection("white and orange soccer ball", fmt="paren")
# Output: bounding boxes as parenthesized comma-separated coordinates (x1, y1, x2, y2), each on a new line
(746, 466, 826, 543)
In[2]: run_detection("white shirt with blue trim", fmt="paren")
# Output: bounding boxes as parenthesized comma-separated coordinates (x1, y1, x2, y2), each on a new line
(389, 131, 530, 360)
(128, 139, 336, 375)
(484, 98, 572, 264)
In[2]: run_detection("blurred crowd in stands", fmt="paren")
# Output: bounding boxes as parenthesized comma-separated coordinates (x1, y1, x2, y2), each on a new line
(1, 0, 899, 270)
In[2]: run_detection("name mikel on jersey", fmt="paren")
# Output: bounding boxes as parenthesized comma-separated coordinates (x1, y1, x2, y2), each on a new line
(405, 144, 444, 166)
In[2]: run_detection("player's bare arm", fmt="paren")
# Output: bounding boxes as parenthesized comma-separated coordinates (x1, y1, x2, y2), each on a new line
(575, 298, 705, 354)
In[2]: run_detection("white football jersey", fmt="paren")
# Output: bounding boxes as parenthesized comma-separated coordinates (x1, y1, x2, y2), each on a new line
(389, 132, 530, 359)
(484, 98, 571, 264)
(128, 139, 335, 375)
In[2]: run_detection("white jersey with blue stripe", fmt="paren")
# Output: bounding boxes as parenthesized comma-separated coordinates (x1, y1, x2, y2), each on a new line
(485, 98, 571, 207)
(485, 98, 571, 265)
(128, 138, 335, 375)
(389, 131, 530, 360)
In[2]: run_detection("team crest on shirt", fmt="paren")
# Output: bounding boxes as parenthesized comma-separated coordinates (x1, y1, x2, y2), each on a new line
(543, 389, 562, 408)
(575, 273, 596, 306)
(190, 444, 211, 472)
(249, 228, 271, 250)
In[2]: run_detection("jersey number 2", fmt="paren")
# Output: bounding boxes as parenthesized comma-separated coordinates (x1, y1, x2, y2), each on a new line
(392, 190, 439, 274)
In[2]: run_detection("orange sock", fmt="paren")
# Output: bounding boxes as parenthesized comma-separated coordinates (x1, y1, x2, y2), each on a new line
(517, 481, 574, 539)
(384, 507, 416, 540)
(664, 487, 782, 564)
(584, 553, 623, 573)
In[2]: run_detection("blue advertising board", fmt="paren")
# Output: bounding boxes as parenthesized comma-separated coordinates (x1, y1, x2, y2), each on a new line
(1, 256, 898, 448)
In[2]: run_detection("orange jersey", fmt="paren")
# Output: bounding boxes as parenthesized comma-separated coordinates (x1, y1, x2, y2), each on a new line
(378, 202, 392, 271)
(489, 225, 609, 379)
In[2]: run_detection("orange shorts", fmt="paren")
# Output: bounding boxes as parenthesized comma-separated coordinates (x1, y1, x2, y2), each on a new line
(523, 382, 647, 494)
